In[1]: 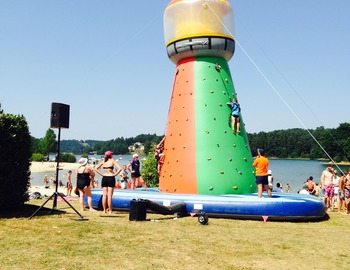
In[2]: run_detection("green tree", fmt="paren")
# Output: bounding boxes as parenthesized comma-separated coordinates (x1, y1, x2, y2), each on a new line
(39, 129, 57, 159)
(141, 144, 159, 187)
(0, 110, 31, 213)
(32, 153, 45, 162)
(59, 153, 76, 163)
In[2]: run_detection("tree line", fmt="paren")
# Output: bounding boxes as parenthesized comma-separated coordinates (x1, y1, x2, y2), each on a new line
(31, 132, 164, 159)
(248, 123, 350, 162)
(31, 123, 350, 162)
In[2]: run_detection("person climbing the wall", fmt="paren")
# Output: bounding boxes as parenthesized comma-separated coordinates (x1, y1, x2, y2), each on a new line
(154, 136, 166, 175)
(226, 97, 241, 134)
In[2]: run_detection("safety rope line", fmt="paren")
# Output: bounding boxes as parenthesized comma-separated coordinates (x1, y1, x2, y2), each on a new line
(204, 0, 342, 170)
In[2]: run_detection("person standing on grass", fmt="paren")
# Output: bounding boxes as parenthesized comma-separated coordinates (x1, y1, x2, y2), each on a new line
(76, 158, 95, 212)
(128, 154, 148, 190)
(320, 164, 335, 210)
(338, 172, 347, 213)
(252, 149, 271, 198)
(332, 170, 340, 209)
(94, 151, 122, 214)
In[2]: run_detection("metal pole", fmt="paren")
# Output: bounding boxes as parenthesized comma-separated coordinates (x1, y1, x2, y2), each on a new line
(52, 126, 61, 210)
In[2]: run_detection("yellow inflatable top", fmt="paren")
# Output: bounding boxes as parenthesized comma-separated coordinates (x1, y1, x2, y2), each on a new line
(164, 0, 234, 46)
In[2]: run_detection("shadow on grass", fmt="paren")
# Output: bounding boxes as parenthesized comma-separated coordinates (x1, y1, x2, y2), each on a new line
(0, 204, 66, 219)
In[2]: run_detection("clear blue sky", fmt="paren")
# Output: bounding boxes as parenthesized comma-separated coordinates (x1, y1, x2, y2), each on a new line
(1, 0, 349, 140)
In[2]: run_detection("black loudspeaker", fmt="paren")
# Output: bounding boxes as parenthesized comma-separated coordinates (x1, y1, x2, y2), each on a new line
(129, 199, 147, 221)
(50, 103, 70, 128)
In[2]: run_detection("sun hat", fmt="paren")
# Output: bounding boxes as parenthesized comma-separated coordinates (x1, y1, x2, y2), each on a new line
(79, 158, 88, 166)
(133, 154, 139, 158)
(105, 151, 113, 157)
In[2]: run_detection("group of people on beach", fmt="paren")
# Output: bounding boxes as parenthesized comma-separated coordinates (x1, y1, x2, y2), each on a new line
(252, 148, 350, 214)
(296, 165, 350, 213)
(319, 165, 350, 213)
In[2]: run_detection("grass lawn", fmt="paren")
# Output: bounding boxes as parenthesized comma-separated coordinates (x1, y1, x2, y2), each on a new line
(0, 199, 349, 270)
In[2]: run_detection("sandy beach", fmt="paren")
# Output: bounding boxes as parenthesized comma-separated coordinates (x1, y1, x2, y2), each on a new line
(29, 162, 81, 197)
(28, 185, 76, 197)
(30, 161, 80, 173)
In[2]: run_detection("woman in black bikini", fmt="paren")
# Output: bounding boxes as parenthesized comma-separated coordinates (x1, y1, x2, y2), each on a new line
(94, 151, 121, 214)
(76, 158, 95, 211)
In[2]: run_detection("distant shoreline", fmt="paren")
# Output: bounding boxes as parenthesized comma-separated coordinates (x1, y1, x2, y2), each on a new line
(269, 158, 350, 166)
(320, 161, 350, 166)
(30, 162, 79, 173)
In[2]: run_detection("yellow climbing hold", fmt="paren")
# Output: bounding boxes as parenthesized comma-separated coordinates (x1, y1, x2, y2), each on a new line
(210, 90, 214, 93)
(208, 157, 212, 160)
(220, 171, 224, 174)
(232, 186, 238, 190)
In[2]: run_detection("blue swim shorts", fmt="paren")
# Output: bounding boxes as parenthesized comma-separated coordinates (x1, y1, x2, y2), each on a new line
(255, 175, 268, 185)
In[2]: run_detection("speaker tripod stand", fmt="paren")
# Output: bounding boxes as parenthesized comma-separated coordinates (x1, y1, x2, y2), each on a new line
(29, 126, 88, 221)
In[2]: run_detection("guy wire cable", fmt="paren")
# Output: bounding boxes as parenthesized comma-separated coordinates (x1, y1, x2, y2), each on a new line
(204, 0, 341, 170)
(251, 35, 350, 160)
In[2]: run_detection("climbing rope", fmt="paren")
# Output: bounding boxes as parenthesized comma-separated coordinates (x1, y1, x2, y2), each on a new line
(204, 0, 342, 170)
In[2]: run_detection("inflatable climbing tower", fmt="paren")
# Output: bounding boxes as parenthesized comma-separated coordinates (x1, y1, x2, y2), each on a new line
(159, 0, 257, 195)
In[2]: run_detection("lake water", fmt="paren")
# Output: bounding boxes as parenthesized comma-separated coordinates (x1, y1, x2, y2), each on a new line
(30, 157, 349, 194)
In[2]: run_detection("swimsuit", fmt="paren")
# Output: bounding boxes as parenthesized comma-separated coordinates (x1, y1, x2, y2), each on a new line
(77, 167, 91, 189)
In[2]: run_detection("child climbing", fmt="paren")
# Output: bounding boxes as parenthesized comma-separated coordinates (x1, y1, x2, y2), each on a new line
(226, 98, 241, 134)
(154, 136, 166, 175)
